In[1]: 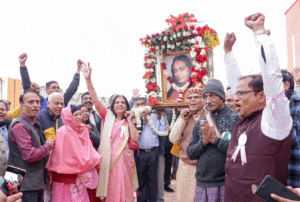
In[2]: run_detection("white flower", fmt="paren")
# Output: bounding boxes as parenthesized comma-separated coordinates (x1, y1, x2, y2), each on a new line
(193, 30, 198, 35)
(190, 39, 196, 44)
(161, 45, 165, 49)
(171, 45, 175, 49)
(191, 72, 197, 76)
(170, 37, 173, 40)
(187, 31, 191, 36)
(163, 36, 168, 41)
(197, 37, 203, 43)
(195, 63, 201, 70)
(200, 49, 206, 55)
(202, 62, 207, 68)
(177, 32, 181, 37)
(167, 44, 171, 48)
(183, 32, 187, 37)
(202, 75, 208, 84)
(156, 46, 160, 49)
(173, 34, 176, 39)
(190, 51, 197, 58)
(199, 42, 205, 48)
(149, 91, 157, 98)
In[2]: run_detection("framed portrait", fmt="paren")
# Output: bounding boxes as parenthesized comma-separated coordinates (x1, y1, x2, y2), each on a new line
(161, 51, 192, 104)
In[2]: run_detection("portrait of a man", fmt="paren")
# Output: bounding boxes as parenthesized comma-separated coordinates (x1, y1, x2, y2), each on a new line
(166, 54, 193, 100)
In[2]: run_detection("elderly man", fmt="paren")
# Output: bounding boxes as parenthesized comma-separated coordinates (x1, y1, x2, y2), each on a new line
(36, 92, 64, 140)
(186, 79, 240, 202)
(223, 13, 293, 201)
(169, 87, 207, 202)
(8, 89, 55, 202)
(225, 87, 237, 110)
(81, 92, 102, 134)
(36, 92, 64, 201)
(19, 53, 81, 111)
(0, 100, 11, 177)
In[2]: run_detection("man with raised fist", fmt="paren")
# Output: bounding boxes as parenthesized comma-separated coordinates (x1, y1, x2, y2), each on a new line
(224, 13, 293, 202)
(19, 53, 81, 111)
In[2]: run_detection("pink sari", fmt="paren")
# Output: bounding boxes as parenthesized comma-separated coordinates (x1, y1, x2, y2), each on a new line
(104, 119, 136, 202)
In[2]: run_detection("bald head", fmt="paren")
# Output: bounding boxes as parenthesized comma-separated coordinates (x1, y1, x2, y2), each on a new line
(47, 92, 64, 116)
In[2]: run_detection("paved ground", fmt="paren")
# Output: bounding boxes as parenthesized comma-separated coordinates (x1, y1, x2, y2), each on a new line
(163, 179, 177, 202)
(134, 179, 177, 202)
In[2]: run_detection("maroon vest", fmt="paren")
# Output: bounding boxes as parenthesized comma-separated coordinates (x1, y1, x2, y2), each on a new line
(225, 110, 292, 202)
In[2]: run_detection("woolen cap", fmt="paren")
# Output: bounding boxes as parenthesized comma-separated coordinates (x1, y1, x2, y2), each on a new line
(202, 79, 225, 100)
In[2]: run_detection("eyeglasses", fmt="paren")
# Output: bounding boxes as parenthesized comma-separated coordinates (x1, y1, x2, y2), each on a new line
(235, 90, 262, 97)
(187, 95, 202, 100)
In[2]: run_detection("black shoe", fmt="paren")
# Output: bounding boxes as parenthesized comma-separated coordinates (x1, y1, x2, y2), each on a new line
(164, 186, 174, 192)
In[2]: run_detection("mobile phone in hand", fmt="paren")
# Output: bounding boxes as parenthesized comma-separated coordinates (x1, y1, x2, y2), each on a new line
(254, 175, 300, 201)
(2, 166, 26, 196)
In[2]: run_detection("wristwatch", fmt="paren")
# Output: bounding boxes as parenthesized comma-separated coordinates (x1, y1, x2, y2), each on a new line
(254, 29, 271, 36)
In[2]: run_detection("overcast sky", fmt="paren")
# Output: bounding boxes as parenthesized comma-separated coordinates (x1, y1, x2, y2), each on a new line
(0, 0, 296, 99)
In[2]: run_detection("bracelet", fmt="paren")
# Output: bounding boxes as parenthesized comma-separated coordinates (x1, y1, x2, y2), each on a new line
(254, 29, 271, 36)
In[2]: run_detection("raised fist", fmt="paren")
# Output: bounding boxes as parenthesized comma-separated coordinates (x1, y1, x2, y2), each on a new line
(19, 53, 27, 67)
(245, 13, 265, 32)
(224, 33, 236, 54)
(30, 82, 40, 93)
(77, 59, 83, 69)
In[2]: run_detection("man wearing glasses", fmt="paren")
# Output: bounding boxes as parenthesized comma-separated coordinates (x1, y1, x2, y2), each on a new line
(223, 13, 293, 201)
(186, 79, 240, 202)
(18, 53, 81, 111)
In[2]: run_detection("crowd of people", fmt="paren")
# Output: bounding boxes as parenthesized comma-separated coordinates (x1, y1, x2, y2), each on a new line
(1, 12, 300, 202)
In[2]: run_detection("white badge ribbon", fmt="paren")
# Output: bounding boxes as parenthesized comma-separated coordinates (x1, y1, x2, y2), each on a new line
(120, 126, 126, 137)
(231, 133, 247, 165)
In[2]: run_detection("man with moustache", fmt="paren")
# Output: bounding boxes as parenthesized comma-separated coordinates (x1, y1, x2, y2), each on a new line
(186, 79, 240, 202)
(223, 13, 293, 201)
(81, 92, 102, 134)
(36, 92, 64, 201)
(169, 87, 207, 202)
(8, 89, 55, 202)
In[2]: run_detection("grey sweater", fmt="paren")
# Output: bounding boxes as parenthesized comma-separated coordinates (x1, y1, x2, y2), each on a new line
(186, 105, 240, 188)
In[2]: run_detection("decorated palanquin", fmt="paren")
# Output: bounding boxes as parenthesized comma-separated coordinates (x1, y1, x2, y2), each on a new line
(140, 13, 220, 109)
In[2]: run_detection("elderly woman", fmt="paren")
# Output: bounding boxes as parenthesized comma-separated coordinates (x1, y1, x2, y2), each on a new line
(82, 63, 139, 202)
(80, 105, 100, 150)
(0, 100, 11, 177)
(46, 105, 102, 202)
(167, 55, 193, 100)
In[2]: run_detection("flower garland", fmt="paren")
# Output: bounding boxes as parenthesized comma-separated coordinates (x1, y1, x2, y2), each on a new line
(131, 106, 177, 136)
(140, 13, 220, 106)
(131, 106, 152, 132)
(146, 109, 177, 136)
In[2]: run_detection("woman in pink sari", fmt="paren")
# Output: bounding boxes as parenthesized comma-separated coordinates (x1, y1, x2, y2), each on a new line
(46, 105, 102, 202)
(82, 63, 140, 202)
